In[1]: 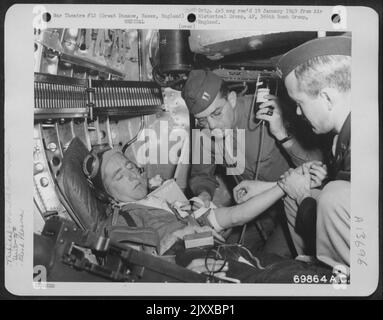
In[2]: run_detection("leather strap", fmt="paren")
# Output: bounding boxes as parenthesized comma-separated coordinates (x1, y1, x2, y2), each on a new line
(107, 225, 160, 253)
(276, 135, 293, 145)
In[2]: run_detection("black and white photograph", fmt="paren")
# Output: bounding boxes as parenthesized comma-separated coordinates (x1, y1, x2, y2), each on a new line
(3, 4, 380, 297)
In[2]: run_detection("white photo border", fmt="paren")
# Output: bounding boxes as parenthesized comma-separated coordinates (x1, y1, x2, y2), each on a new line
(3, 4, 380, 296)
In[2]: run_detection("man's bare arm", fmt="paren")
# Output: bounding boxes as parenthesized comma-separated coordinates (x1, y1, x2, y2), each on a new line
(214, 185, 284, 229)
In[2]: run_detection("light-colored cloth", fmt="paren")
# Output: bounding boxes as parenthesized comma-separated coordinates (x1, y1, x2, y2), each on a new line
(284, 181, 350, 272)
(316, 181, 350, 271)
(115, 180, 217, 255)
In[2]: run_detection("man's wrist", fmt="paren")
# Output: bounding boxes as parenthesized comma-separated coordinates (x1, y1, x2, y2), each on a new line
(207, 209, 224, 232)
(274, 184, 286, 198)
(276, 135, 293, 144)
(195, 208, 224, 232)
(273, 128, 289, 140)
(276, 180, 287, 196)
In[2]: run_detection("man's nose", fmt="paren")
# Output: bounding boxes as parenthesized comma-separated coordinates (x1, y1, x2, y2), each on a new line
(296, 107, 302, 116)
(207, 117, 216, 129)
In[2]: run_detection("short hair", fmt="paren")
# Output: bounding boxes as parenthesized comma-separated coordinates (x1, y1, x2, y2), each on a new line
(218, 81, 229, 99)
(294, 55, 351, 97)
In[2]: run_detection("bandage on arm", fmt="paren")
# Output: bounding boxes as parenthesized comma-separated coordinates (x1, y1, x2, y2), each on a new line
(195, 208, 224, 232)
(206, 209, 224, 232)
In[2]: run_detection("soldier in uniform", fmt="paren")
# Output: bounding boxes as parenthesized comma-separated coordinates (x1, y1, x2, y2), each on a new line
(181, 69, 322, 209)
(251, 35, 351, 272)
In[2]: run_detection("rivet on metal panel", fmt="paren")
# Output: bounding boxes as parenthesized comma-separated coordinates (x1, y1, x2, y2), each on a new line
(47, 142, 57, 152)
(34, 162, 44, 172)
(40, 177, 49, 187)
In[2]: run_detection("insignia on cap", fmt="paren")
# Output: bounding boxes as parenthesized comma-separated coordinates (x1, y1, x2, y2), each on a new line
(201, 92, 211, 101)
(182, 69, 222, 115)
(275, 67, 283, 79)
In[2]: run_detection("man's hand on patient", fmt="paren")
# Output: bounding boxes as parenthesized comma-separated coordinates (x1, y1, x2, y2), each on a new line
(304, 161, 328, 188)
(278, 166, 311, 205)
(233, 180, 276, 203)
(280, 161, 327, 189)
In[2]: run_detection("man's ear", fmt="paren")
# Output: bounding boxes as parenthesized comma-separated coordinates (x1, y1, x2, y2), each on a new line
(319, 87, 336, 111)
(228, 91, 237, 109)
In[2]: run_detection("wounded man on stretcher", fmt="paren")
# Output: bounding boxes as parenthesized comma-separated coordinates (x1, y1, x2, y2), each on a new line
(80, 141, 332, 282)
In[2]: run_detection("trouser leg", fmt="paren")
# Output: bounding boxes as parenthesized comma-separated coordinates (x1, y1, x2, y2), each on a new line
(316, 180, 350, 270)
(283, 189, 321, 256)
(262, 203, 294, 258)
(283, 196, 304, 255)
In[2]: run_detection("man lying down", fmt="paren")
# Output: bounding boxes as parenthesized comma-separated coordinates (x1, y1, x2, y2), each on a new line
(83, 145, 282, 252)
(82, 145, 223, 256)
(82, 145, 333, 282)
